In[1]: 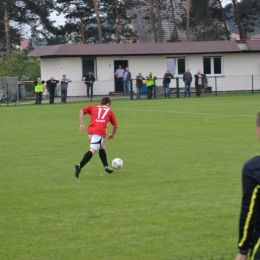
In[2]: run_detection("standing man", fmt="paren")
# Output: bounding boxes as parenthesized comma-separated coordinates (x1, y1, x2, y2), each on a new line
(74, 97, 118, 178)
(122, 67, 131, 93)
(136, 72, 145, 100)
(183, 68, 192, 97)
(163, 69, 174, 98)
(46, 76, 59, 104)
(34, 78, 45, 104)
(84, 71, 95, 97)
(146, 72, 157, 99)
(194, 70, 205, 97)
(115, 65, 125, 92)
(236, 112, 260, 260)
(60, 75, 72, 103)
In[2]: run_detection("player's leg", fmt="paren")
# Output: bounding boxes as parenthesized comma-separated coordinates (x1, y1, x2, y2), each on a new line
(74, 135, 101, 178)
(99, 143, 113, 174)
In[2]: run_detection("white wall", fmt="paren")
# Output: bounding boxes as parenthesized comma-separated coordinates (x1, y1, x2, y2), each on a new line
(40, 52, 260, 96)
(41, 57, 86, 96)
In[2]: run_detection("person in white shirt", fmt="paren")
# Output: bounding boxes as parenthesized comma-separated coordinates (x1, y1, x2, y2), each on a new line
(115, 65, 125, 92)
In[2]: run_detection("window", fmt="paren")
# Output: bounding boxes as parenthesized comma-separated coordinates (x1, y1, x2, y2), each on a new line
(203, 57, 222, 75)
(166, 58, 186, 75)
(82, 58, 96, 78)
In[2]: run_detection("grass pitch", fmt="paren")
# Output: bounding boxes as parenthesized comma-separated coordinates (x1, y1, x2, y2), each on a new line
(0, 93, 259, 260)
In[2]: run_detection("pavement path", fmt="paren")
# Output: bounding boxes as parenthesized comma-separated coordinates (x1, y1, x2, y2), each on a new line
(1, 95, 130, 106)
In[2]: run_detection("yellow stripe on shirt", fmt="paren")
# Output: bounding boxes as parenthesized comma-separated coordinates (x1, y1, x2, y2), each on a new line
(238, 185, 260, 247)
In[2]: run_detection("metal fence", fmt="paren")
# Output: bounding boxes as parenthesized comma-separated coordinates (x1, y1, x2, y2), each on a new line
(0, 77, 19, 102)
(2, 75, 259, 103)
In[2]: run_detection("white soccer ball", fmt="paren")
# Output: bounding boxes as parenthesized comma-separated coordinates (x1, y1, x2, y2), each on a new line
(112, 158, 123, 170)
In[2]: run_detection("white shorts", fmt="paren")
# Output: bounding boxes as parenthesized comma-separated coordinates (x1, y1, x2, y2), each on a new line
(88, 134, 104, 150)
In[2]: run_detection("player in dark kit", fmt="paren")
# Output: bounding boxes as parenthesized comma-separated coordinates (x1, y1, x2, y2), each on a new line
(74, 97, 118, 178)
(236, 112, 260, 260)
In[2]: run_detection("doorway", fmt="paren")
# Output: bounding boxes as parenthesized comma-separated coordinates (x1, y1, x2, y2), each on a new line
(114, 60, 128, 92)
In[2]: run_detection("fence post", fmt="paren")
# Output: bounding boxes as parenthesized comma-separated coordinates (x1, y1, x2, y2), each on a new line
(252, 75, 254, 95)
(90, 83, 93, 102)
(153, 80, 156, 99)
(130, 80, 133, 100)
(6, 83, 9, 106)
(215, 76, 217, 96)
(176, 78, 179, 98)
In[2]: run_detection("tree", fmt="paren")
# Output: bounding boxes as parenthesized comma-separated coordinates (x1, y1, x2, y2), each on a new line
(92, 0, 102, 43)
(154, 0, 163, 42)
(227, 0, 260, 39)
(146, 0, 158, 42)
(101, 0, 137, 43)
(0, 50, 40, 80)
(186, 0, 191, 41)
(170, 0, 179, 41)
(178, 0, 230, 41)
(1, 0, 57, 75)
(56, 0, 96, 44)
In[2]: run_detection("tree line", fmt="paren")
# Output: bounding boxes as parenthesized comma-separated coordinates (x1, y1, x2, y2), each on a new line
(0, 0, 260, 77)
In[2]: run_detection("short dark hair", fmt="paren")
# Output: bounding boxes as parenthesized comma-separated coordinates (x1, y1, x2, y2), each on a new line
(257, 112, 260, 127)
(101, 97, 111, 105)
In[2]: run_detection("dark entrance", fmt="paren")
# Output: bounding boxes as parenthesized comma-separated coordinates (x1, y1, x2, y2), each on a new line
(114, 60, 128, 93)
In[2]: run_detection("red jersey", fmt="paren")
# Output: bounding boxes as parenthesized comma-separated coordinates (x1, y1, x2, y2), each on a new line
(82, 105, 117, 138)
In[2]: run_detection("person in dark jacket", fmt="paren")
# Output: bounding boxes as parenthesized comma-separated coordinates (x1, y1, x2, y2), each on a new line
(194, 70, 206, 97)
(46, 76, 59, 104)
(236, 112, 260, 260)
(163, 69, 174, 98)
(182, 68, 192, 97)
(60, 75, 72, 103)
(122, 67, 131, 93)
(136, 72, 145, 100)
(84, 71, 95, 97)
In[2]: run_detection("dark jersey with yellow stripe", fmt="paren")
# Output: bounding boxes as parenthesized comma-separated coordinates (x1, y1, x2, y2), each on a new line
(238, 156, 260, 257)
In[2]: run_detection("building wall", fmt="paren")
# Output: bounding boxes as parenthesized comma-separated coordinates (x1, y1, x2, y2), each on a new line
(40, 52, 260, 96)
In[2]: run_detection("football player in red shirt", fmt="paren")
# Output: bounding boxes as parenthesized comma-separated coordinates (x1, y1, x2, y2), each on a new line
(75, 97, 118, 178)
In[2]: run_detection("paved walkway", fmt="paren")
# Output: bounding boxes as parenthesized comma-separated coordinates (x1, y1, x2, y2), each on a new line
(1, 95, 130, 106)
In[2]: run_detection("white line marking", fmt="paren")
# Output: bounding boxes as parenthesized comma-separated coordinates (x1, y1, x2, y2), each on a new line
(116, 108, 255, 117)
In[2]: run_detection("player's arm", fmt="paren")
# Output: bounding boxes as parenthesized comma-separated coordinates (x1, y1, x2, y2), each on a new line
(79, 109, 85, 132)
(108, 125, 117, 140)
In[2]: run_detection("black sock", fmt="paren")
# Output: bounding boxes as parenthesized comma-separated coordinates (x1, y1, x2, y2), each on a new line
(99, 149, 108, 167)
(80, 151, 93, 168)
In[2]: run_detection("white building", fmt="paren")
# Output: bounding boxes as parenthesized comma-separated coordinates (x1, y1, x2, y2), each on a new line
(28, 40, 260, 96)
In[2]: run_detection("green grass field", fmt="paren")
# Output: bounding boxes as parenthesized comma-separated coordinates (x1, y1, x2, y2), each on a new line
(1, 94, 259, 260)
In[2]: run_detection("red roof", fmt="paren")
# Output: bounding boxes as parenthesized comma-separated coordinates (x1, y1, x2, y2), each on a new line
(28, 41, 241, 57)
(20, 38, 29, 49)
(250, 34, 260, 40)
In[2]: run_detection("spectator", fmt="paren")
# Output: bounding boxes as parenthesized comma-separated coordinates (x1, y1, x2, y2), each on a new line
(182, 68, 192, 97)
(84, 71, 95, 97)
(34, 78, 45, 104)
(123, 67, 131, 93)
(60, 75, 72, 103)
(46, 76, 59, 104)
(146, 72, 157, 100)
(203, 75, 208, 93)
(194, 70, 205, 97)
(115, 65, 125, 92)
(163, 69, 174, 98)
(136, 72, 145, 100)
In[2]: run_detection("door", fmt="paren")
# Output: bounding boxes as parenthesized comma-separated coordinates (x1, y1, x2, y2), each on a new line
(114, 60, 128, 93)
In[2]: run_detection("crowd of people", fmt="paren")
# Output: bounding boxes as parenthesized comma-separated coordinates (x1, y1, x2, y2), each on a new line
(115, 65, 209, 100)
(34, 67, 209, 103)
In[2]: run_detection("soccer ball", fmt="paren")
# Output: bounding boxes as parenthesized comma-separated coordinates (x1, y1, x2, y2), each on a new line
(112, 158, 123, 170)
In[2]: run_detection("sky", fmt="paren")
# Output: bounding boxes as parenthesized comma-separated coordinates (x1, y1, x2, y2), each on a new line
(50, 11, 66, 26)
